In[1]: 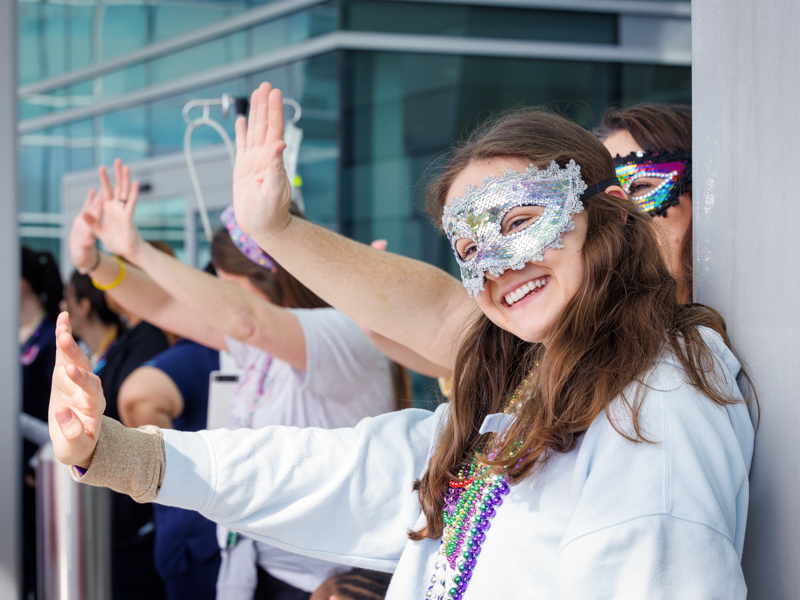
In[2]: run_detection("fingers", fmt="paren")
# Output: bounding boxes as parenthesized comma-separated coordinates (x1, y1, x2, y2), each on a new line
(254, 82, 273, 146)
(54, 405, 89, 444)
(235, 116, 247, 157)
(56, 311, 72, 339)
(82, 211, 99, 228)
(127, 180, 140, 216)
(56, 315, 93, 372)
(83, 188, 96, 211)
(99, 165, 113, 200)
(246, 89, 258, 149)
(87, 186, 103, 220)
(120, 164, 131, 201)
(266, 87, 285, 148)
(65, 363, 103, 397)
(370, 239, 388, 251)
(113, 159, 123, 200)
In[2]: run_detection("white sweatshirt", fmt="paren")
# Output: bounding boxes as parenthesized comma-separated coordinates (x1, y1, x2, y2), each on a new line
(156, 328, 754, 599)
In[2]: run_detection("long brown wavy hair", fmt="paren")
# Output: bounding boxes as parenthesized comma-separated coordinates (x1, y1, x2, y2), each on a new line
(410, 107, 752, 541)
(596, 103, 693, 302)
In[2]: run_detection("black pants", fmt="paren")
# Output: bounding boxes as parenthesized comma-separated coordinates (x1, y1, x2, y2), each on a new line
(254, 566, 311, 600)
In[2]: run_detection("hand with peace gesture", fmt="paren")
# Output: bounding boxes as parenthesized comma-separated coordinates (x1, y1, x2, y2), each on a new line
(49, 312, 106, 469)
(233, 82, 293, 241)
(82, 158, 145, 262)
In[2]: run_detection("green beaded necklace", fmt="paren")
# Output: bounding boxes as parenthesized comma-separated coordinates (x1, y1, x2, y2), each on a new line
(426, 381, 530, 600)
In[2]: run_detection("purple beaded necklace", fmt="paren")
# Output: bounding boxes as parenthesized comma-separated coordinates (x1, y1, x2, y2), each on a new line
(425, 382, 529, 600)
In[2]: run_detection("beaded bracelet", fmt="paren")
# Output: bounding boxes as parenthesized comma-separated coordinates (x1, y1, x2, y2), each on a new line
(91, 256, 126, 291)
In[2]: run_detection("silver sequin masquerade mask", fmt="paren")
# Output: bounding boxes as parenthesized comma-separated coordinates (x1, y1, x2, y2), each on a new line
(443, 160, 611, 297)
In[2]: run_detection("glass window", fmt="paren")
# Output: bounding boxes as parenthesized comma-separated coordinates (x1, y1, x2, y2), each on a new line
(21, 124, 68, 214)
(342, 51, 622, 274)
(344, 1, 617, 44)
(135, 196, 187, 262)
(620, 64, 692, 105)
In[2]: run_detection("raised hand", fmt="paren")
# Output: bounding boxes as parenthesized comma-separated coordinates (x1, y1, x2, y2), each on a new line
(84, 158, 144, 261)
(69, 187, 103, 273)
(49, 312, 106, 468)
(233, 82, 292, 241)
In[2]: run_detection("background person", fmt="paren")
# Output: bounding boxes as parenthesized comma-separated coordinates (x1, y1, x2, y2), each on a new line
(62, 270, 168, 600)
(19, 246, 62, 597)
(51, 84, 754, 599)
(68, 159, 400, 600)
(118, 335, 221, 600)
(310, 568, 392, 600)
(597, 103, 693, 303)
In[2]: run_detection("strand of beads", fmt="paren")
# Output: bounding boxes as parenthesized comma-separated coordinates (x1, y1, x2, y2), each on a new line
(426, 463, 510, 600)
(425, 377, 532, 600)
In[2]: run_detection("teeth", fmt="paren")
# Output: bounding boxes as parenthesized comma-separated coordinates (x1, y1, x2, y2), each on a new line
(505, 277, 549, 305)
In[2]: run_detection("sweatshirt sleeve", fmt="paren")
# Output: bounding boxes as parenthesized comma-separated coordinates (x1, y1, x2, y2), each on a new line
(157, 404, 448, 572)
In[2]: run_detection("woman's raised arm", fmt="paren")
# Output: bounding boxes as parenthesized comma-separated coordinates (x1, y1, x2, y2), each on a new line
(70, 187, 227, 351)
(232, 83, 478, 370)
(85, 160, 307, 370)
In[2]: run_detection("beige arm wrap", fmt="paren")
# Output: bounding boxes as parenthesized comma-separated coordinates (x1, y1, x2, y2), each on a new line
(69, 415, 166, 504)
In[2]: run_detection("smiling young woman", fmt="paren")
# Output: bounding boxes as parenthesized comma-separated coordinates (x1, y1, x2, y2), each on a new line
(49, 84, 755, 599)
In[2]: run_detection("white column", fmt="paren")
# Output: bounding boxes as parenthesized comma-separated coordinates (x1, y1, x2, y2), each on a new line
(692, 0, 800, 595)
(0, 0, 21, 598)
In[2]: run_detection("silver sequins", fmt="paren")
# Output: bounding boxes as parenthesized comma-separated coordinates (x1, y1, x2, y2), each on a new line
(442, 160, 586, 296)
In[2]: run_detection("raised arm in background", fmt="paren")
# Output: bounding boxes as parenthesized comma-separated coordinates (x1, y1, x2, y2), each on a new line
(73, 160, 306, 370)
(231, 83, 478, 370)
(358, 240, 452, 380)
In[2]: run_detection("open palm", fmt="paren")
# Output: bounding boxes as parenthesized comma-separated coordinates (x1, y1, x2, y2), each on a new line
(49, 312, 106, 468)
(233, 82, 293, 241)
(85, 159, 144, 261)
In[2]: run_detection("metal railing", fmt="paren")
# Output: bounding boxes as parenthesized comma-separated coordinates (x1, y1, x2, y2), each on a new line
(36, 443, 111, 600)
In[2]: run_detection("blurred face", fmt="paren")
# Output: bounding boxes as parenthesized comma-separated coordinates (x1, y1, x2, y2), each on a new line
(60, 283, 89, 337)
(447, 157, 586, 344)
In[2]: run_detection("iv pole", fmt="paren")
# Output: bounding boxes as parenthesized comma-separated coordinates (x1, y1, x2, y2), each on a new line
(182, 94, 302, 243)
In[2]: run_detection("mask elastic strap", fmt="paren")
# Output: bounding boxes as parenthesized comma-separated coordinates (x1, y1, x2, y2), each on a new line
(580, 177, 621, 201)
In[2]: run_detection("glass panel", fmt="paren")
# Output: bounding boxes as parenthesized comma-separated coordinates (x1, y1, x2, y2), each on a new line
(250, 52, 341, 231)
(28, 3, 338, 110)
(135, 196, 187, 263)
(620, 64, 692, 105)
(195, 207, 225, 269)
(100, 106, 149, 165)
(343, 51, 620, 273)
(150, 33, 248, 86)
(345, 1, 617, 44)
(18, 2, 67, 83)
(149, 79, 247, 157)
(20, 125, 68, 214)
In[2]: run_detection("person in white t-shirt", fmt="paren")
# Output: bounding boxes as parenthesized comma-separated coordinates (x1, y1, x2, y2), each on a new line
(67, 160, 406, 599)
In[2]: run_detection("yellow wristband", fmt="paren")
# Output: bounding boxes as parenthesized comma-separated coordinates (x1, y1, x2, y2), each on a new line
(91, 256, 126, 291)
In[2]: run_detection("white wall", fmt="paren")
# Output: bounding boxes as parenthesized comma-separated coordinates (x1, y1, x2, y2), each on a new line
(692, 0, 800, 596)
(0, 0, 21, 598)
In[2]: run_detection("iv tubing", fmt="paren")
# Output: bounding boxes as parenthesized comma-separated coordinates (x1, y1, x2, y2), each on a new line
(183, 102, 236, 243)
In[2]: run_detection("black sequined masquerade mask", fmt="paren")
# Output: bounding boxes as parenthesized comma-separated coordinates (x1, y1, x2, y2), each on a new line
(614, 149, 692, 217)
